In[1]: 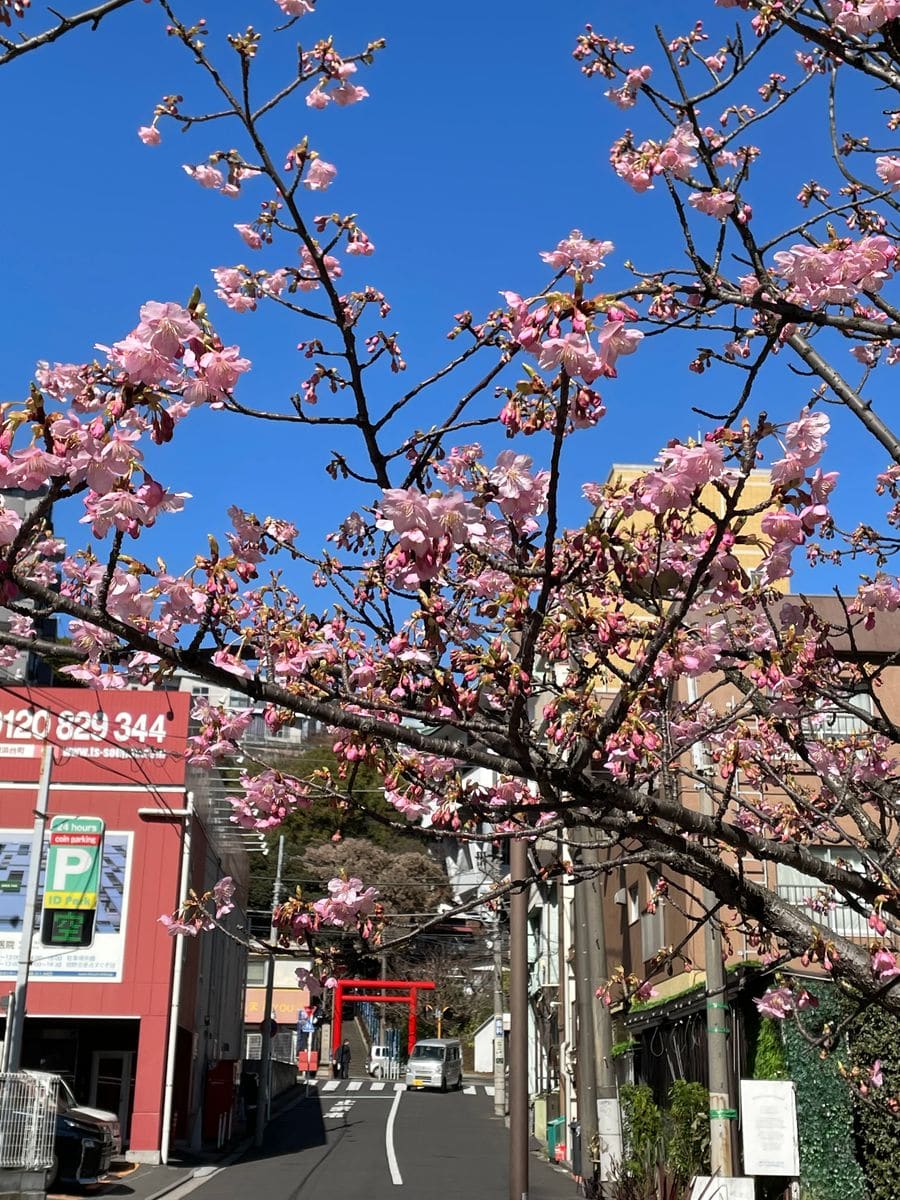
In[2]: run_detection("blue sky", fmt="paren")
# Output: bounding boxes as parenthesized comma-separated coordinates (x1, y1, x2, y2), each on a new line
(1, 0, 893, 599)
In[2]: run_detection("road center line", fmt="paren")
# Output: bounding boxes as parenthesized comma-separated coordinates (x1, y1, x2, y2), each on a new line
(385, 1080, 403, 1186)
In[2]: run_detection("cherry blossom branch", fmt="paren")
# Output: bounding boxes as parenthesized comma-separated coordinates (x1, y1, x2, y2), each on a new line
(0, 0, 137, 66)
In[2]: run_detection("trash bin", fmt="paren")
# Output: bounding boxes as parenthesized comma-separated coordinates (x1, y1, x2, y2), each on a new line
(568, 1119, 582, 1177)
(547, 1116, 566, 1162)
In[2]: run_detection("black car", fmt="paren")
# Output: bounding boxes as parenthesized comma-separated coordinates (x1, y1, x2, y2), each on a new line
(23, 1073, 120, 1190)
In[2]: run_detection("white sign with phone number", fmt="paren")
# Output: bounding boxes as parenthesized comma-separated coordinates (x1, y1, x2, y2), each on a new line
(0, 706, 170, 760)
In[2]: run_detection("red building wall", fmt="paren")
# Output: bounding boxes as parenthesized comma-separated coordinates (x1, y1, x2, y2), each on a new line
(0, 686, 191, 1154)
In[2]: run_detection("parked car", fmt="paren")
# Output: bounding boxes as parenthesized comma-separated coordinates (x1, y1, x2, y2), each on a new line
(366, 1044, 397, 1078)
(404, 1038, 463, 1092)
(23, 1071, 121, 1189)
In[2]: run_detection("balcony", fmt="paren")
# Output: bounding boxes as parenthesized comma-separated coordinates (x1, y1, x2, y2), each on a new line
(775, 883, 870, 941)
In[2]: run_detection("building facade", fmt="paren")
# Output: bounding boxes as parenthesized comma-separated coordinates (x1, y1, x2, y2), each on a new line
(0, 686, 249, 1162)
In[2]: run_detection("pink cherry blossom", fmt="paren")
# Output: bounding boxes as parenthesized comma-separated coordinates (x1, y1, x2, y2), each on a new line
(199, 346, 251, 395)
(183, 163, 225, 190)
(137, 301, 201, 358)
(689, 190, 737, 219)
(332, 82, 369, 106)
(304, 159, 337, 191)
(235, 223, 263, 249)
(872, 947, 900, 979)
(540, 230, 614, 281)
(138, 125, 161, 145)
(275, 0, 315, 13)
(605, 65, 652, 109)
(824, 0, 900, 34)
(876, 155, 900, 190)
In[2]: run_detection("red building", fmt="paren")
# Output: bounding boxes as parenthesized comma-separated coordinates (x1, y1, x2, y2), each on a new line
(0, 686, 248, 1162)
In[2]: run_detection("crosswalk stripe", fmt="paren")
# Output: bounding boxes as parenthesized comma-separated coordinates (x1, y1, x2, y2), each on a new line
(370, 1081, 385, 1091)
(484, 1086, 495, 1096)
(463, 1086, 476, 1094)
(322, 1081, 339, 1092)
(394, 1082, 405, 1091)
(347, 1081, 362, 1091)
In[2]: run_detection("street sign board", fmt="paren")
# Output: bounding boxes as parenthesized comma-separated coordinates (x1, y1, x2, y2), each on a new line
(739, 1079, 800, 1176)
(40, 815, 105, 948)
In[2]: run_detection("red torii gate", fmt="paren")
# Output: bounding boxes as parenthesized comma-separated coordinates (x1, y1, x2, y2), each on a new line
(332, 978, 435, 1056)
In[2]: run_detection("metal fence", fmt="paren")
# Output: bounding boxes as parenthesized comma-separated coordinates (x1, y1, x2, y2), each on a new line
(0, 1071, 58, 1170)
(776, 884, 870, 940)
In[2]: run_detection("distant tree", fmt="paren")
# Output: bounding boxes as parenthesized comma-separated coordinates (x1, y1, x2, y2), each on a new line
(245, 745, 420, 910)
(302, 838, 451, 915)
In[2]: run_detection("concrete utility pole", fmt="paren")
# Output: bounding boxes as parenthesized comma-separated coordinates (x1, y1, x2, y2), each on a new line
(255, 834, 284, 1149)
(572, 848, 600, 1191)
(584, 842, 615, 1094)
(508, 837, 529, 1200)
(7, 740, 53, 1073)
(493, 913, 507, 1118)
(685, 677, 736, 1177)
(700, 816, 735, 1177)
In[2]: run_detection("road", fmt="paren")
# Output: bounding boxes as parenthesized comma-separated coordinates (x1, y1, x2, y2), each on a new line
(163, 1079, 574, 1200)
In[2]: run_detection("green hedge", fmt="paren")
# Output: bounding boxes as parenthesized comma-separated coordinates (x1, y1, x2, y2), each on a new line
(781, 982, 866, 1200)
(848, 1002, 900, 1200)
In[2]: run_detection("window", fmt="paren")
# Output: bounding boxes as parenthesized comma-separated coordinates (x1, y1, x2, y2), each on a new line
(776, 846, 868, 939)
(627, 884, 640, 926)
(805, 691, 874, 739)
(246, 960, 267, 986)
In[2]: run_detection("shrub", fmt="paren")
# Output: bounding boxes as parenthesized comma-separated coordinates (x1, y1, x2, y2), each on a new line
(848, 1002, 900, 1200)
(618, 1083, 661, 1193)
(666, 1081, 710, 1186)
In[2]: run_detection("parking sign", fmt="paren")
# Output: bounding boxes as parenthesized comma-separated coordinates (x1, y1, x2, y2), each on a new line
(40, 815, 105, 947)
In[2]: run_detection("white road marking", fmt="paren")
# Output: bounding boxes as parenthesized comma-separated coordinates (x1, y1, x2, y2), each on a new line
(463, 1086, 476, 1094)
(371, 1081, 385, 1091)
(325, 1100, 355, 1119)
(322, 1080, 340, 1091)
(385, 1080, 403, 1186)
(394, 1082, 405, 1091)
(484, 1086, 495, 1096)
(348, 1081, 362, 1091)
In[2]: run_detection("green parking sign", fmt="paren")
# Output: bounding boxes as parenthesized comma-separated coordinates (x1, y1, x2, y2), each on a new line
(40, 815, 105, 948)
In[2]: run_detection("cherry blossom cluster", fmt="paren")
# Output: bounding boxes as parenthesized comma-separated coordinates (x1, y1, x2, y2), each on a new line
(771, 235, 896, 308)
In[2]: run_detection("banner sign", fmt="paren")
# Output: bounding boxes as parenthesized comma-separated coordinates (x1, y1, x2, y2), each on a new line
(0, 687, 189, 787)
(0, 828, 132, 980)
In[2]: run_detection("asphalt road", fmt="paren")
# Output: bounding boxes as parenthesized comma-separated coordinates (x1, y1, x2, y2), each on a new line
(174, 1079, 575, 1200)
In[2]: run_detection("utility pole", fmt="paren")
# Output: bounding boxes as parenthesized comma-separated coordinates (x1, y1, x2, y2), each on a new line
(685, 677, 735, 1177)
(255, 834, 284, 1149)
(572, 848, 600, 1194)
(7, 740, 53, 1073)
(700, 807, 735, 1177)
(584, 842, 615, 1092)
(379, 950, 387, 1046)
(508, 837, 529, 1200)
(493, 912, 507, 1118)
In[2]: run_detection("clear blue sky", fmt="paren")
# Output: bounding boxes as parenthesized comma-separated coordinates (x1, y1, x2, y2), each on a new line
(1, 1, 891, 598)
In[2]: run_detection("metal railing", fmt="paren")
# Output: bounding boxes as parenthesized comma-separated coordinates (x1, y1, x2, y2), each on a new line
(776, 884, 870, 940)
(0, 1071, 58, 1170)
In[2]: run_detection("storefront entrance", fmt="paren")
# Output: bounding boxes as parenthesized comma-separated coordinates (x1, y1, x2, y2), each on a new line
(91, 1049, 135, 1139)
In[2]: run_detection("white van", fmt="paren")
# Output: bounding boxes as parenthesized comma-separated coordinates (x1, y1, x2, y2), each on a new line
(404, 1038, 463, 1092)
(366, 1044, 395, 1078)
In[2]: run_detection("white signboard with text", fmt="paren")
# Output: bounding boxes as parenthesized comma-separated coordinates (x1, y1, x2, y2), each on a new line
(740, 1078, 800, 1176)
(0, 828, 133, 981)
